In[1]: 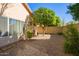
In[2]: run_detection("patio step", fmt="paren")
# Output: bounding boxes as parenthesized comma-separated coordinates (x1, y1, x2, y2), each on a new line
(0, 43, 16, 52)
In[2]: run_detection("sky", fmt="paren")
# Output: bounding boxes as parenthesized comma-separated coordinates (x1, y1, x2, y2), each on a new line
(28, 3, 73, 23)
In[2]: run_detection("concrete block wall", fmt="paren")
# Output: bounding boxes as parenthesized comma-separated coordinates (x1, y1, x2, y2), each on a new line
(35, 23, 79, 34)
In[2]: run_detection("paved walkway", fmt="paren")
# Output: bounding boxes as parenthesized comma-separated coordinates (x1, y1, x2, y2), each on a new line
(0, 35, 71, 56)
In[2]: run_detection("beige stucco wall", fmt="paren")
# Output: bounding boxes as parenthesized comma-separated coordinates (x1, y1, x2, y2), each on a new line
(35, 26, 62, 34)
(1, 3, 29, 22)
(36, 23, 79, 34)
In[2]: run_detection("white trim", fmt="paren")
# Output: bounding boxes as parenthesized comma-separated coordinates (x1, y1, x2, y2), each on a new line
(7, 17, 9, 36)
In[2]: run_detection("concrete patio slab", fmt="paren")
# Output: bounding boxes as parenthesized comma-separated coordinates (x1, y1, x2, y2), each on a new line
(0, 35, 71, 56)
(0, 36, 20, 48)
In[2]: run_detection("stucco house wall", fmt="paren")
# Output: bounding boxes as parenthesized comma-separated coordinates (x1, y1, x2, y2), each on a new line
(0, 3, 32, 47)
(0, 3, 32, 37)
(1, 3, 30, 22)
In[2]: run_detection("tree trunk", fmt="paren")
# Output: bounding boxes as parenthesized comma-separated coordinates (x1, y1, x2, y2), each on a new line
(42, 27, 45, 35)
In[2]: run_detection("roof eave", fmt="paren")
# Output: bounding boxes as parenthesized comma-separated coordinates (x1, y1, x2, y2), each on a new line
(21, 3, 32, 16)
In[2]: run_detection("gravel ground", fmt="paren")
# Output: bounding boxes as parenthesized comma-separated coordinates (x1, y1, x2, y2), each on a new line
(0, 35, 71, 56)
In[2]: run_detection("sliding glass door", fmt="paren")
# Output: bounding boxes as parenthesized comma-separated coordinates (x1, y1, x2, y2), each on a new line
(9, 18, 24, 36)
(0, 16, 24, 37)
(0, 16, 8, 36)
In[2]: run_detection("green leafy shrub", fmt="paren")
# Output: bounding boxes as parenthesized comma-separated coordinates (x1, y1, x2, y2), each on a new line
(26, 31, 33, 38)
(64, 24, 79, 55)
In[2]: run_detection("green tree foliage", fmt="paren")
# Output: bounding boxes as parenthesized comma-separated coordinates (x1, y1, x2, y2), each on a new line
(32, 7, 61, 27)
(56, 16, 61, 26)
(67, 3, 79, 21)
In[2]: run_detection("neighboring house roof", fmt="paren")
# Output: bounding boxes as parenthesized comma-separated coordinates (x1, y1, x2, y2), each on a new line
(0, 3, 32, 21)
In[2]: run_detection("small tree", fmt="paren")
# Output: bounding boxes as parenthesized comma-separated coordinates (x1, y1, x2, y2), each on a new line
(24, 15, 34, 39)
(33, 7, 61, 34)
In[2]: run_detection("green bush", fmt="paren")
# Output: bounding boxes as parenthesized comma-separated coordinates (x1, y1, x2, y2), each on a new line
(64, 24, 79, 55)
(26, 31, 33, 38)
